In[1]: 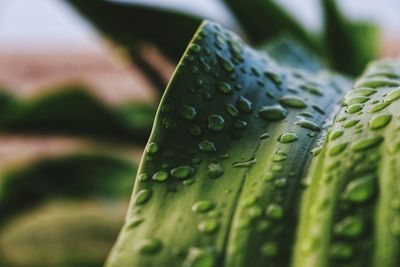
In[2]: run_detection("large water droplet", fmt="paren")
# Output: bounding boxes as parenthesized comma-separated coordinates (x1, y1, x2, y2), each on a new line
(278, 133, 298, 143)
(334, 216, 364, 237)
(279, 95, 307, 108)
(341, 174, 375, 203)
(171, 165, 194, 180)
(198, 218, 219, 234)
(192, 200, 215, 213)
(351, 136, 384, 151)
(266, 203, 284, 220)
(207, 162, 224, 178)
(259, 105, 288, 121)
(136, 238, 162, 254)
(181, 105, 197, 120)
(134, 189, 152, 205)
(152, 171, 169, 182)
(296, 119, 321, 131)
(208, 115, 225, 131)
(146, 142, 159, 154)
(368, 114, 392, 130)
(236, 96, 253, 113)
(199, 140, 216, 152)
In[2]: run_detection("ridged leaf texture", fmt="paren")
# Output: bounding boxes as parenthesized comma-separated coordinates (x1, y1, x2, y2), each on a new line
(106, 21, 353, 267)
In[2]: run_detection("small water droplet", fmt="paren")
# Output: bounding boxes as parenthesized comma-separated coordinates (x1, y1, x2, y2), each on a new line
(233, 157, 257, 168)
(183, 247, 215, 267)
(199, 140, 216, 152)
(217, 54, 234, 73)
(329, 243, 353, 260)
(217, 82, 232, 94)
(134, 189, 152, 205)
(152, 171, 169, 182)
(334, 216, 364, 238)
(385, 88, 400, 102)
(330, 130, 344, 141)
(278, 133, 298, 143)
(236, 96, 253, 113)
(136, 238, 162, 254)
(260, 133, 271, 139)
(181, 105, 197, 120)
(190, 125, 202, 136)
(329, 142, 349, 156)
(208, 115, 225, 131)
(234, 120, 248, 129)
(346, 103, 363, 114)
(198, 218, 219, 234)
(207, 162, 224, 178)
(138, 173, 149, 181)
(226, 104, 239, 117)
(343, 119, 360, 128)
(266, 203, 284, 220)
(261, 242, 278, 258)
(146, 142, 159, 154)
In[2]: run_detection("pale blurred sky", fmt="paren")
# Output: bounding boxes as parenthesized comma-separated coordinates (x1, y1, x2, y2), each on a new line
(0, 0, 399, 47)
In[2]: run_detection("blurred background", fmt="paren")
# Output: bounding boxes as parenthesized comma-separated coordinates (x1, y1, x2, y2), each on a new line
(0, 0, 399, 266)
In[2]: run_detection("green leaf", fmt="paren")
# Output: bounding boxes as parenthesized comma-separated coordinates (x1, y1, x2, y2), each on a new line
(292, 59, 400, 267)
(322, 0, 379, 75)
(223, 0, 318, 52)
(106, 21, 350, 267)
(65, 0, 203, 61)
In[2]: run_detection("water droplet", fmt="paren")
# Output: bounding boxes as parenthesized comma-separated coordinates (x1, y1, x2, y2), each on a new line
(152, 171, 169, 182)
(217, 82, 232, 94)
(190, 125, 202, 136)
(330, 130, 344, 141)
(236, 96, 253, 113)
(199, 140, 216, 152)
(279, 95, 307, 108)
(272, 151, 288, 162)
(192, 200, 215, 213)
(296, 119, 321, 131)
(260, 133, 271, 139)
(329, 243, 353, 260)
(207, 162, 224, 178)
(368, 114, 392, 130)
(351, 136, 384, 151)
(312, 105, 325, 115)
(217, 54, 234, 73)
(181, 105, 197, 120)
(329, 142, 349, 156)
(385, 88, 400, 102)
(266, 203, 284, 220)
(369, 101, 391, 113)
(146, 142, 159, 154)
(136, 238, 162, 254)
(138, 173, 149, 181)
(278, 133, 298, 143)
(334, 216, 364, 238)
(247, 205, 263, 219)
(346, 103, 363, 114)
(208, 115, 225, 131)
(226, 104, 239, 117)
(190, 44, 202, 53)
(311, 146, 322, 157)
(171, 166, 194, 179)
(233, 157, 257, 168)
(198, 219, 219, 234)
(261, 242, 278, 258)
(264, 71, 282, 85)
(183, 247, 215, 267)
(259, 105, 288, 121)
(341, 174, 375, 203)
(234, 120, 247, 129)
(162, 117, 177, 129)
(134, 189, 152, 205)
(343, 119, 360, 128)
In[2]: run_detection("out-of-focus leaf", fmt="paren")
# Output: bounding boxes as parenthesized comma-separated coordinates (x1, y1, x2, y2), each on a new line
(65, 0, 203, 62)
(0, 135, 141, 225)
(0, 200, 127, 267)
(322, 0, 379, 75)
(223, 0, 317, 52)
